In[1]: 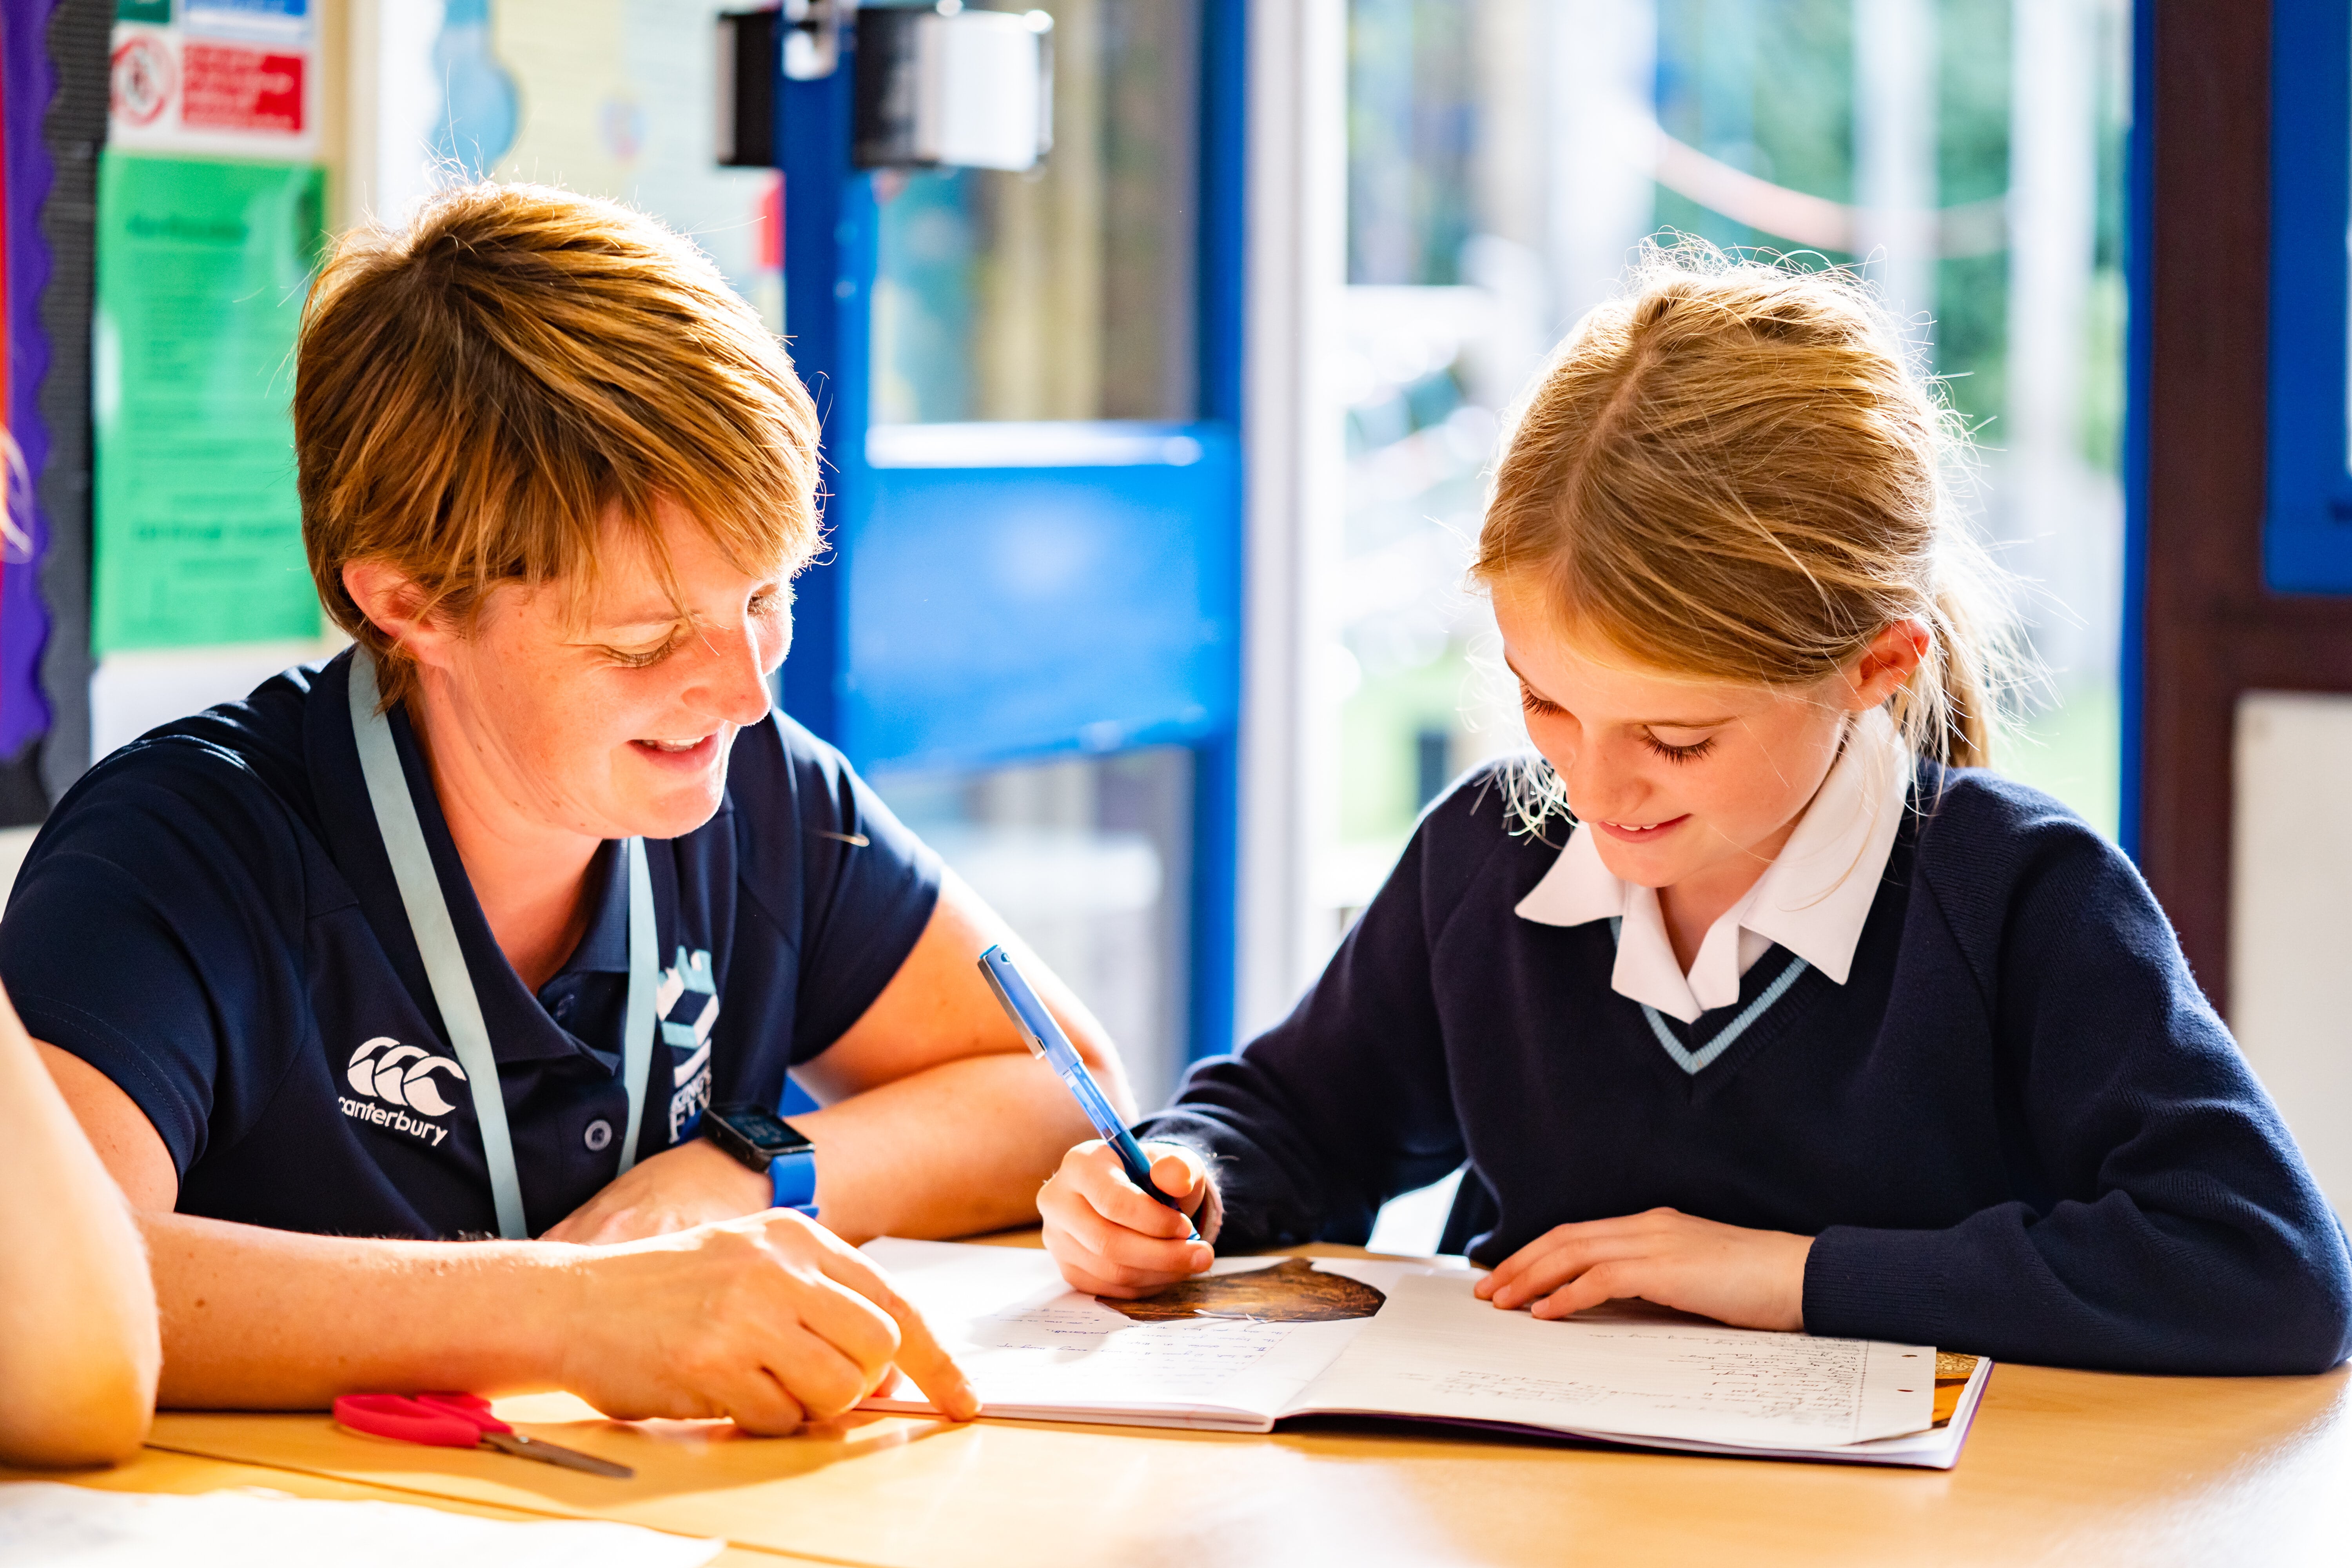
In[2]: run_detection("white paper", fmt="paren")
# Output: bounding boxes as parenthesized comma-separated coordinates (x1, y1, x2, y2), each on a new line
(0, 1482, 724, 1568)
(1605, 1353, 1991, 1469)
(1296, 1272, 1936, 1451)
(862, 1237, 1448, 1428)
(862, 1241, 1951, 1461)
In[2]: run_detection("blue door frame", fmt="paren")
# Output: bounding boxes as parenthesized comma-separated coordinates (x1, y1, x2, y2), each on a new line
(2259, 0, 2352, 596)
(2117, 0, 2153, 861)
(775, 2, 1249, 1067)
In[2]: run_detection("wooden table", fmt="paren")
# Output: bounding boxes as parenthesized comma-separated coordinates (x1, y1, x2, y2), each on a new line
(27, 1238, 2352, 1566)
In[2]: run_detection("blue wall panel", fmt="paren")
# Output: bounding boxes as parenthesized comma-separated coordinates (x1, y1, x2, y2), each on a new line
(842, 428, 1241, 772)
(2263, 0, 2352, 594)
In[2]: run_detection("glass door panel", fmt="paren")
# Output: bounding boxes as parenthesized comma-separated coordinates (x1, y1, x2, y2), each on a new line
(869, 0, 1202, 425)
(793, 0, 1246, 1074)
(875, 747, 1193, 1107)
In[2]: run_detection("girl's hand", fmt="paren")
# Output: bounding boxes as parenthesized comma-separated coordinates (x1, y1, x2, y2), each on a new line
(1038, 1140, 1217, 1297)
(1473, 1208, 1813, 1330)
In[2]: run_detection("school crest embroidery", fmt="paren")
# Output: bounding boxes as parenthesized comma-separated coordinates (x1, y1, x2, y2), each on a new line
(661, 946, 718, 1141)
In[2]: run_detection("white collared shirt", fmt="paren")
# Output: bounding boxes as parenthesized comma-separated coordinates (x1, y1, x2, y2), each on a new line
(1512, 707, 1912, 1023)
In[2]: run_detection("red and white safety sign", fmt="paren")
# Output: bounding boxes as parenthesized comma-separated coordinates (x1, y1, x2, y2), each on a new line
(181, 43, 305, 136)
(109, 34, 176, 129)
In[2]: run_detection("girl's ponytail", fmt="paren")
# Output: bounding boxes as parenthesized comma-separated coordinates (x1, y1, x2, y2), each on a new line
(1905, 535, 2022, 771)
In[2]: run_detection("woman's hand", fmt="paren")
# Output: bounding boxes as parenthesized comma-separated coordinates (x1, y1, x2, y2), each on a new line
(542, 1138, 772, 1244)
(559, 1209, 978, 1432)
(1473, 1208, 1814, 1331)
(1037, 1140, 1217, 1297)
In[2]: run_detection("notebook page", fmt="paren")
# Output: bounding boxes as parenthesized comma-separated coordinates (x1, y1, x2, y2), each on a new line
(860, 1238, 1446, 1429)
(1290, 1272, 1936, 1450)
(1601, 1353, 1993, 1469)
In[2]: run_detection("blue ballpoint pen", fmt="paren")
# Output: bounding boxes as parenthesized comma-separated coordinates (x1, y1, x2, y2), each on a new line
(978, 944, 1200, 1240)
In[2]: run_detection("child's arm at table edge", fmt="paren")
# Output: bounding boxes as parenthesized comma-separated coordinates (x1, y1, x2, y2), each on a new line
(1798, 797, 2352, 1375)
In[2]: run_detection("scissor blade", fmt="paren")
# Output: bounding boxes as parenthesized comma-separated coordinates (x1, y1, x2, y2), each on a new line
(479, 1430, 635, 1479)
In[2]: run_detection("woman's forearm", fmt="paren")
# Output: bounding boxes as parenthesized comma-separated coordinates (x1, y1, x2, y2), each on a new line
(0, 1018, 162, 1466)
(137, 1206, 982, 1430)
(793, 1052, 1099, 1243)
(143, 1212, 580, 1408)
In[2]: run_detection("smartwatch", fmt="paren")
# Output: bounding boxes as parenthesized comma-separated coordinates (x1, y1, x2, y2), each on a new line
(703, 1103, 819, 1216)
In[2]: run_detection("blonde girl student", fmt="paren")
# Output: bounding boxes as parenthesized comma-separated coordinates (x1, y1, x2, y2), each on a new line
(1036, 250, 2352, 1373)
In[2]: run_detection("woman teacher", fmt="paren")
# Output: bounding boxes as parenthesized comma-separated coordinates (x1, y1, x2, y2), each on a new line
(2, 183, 1132, 1431)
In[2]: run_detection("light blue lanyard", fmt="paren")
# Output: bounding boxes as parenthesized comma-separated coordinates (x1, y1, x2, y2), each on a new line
(348, 652, 658, 1240)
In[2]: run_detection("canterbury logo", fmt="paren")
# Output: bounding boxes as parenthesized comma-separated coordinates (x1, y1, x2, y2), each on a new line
(339, 1037, 465, 1147)
(348, 1036, 467, 1114)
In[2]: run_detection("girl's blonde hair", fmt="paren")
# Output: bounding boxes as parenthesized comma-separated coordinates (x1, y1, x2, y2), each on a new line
(1474, 242, 2017, 779)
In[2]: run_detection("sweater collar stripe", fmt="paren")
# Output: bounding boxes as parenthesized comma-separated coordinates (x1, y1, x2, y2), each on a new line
(1612, 915, 1813, 1076)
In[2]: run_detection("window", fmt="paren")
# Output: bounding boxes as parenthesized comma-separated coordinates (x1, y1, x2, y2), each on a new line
(876, 748, 1194, 1105)
(1328, 0, 2134, 949)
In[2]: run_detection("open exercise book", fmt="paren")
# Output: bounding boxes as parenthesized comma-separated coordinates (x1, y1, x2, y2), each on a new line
(860, 1239, 1993, 1468)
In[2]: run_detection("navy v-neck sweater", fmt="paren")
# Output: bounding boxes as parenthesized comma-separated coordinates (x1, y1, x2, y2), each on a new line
(1139, 764, 2352, 1374)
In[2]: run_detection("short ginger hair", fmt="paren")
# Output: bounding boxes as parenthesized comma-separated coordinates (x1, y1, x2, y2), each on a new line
(295, 182, 820, 706)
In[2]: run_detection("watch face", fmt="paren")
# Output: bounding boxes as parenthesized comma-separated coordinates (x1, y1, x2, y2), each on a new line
(716, 1105, 814, 1155)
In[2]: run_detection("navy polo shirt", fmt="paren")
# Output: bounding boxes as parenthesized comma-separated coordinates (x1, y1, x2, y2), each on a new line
(0, 650, 940, 1240)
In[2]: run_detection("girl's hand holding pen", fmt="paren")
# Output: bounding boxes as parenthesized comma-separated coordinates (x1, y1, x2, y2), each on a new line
(1039, 1140, 1219, 1297)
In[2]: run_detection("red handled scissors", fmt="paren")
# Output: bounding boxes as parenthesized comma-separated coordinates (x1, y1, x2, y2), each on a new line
(332, 1392, 635, 1479)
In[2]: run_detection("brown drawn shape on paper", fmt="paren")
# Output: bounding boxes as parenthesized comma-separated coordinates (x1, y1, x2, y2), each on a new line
(1102, 1257, 1387, 1324)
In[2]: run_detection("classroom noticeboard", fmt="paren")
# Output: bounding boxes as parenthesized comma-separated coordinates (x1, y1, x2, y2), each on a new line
(94, 152, 324, 652)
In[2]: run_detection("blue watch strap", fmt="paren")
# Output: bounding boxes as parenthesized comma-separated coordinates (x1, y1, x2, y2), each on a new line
(769, 1147, 818, 1216)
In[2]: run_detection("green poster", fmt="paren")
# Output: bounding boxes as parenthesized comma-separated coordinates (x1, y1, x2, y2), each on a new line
(95, 152, 326, 652)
